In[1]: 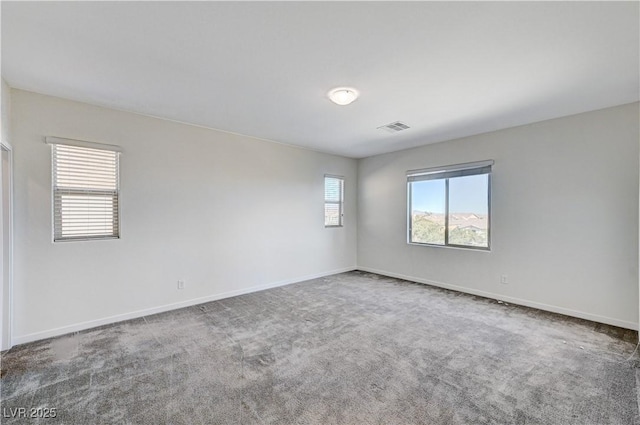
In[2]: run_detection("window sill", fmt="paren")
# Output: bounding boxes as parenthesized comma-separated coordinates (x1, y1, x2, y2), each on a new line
(407, 242, 490, 252)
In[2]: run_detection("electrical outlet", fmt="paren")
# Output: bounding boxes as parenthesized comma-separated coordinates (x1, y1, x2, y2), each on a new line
(500, 275, 508, 284)
(177, 280, 185, 290)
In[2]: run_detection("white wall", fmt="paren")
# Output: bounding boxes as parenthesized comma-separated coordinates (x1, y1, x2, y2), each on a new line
(358, 103, 640, 330)
(11, 89, 357, 343)
(9, 88, 639, 342)
(1, 79, 13, 350)
(1, 79, 10, 144)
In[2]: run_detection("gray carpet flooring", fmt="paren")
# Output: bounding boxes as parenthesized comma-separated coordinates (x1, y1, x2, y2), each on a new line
(1, 271, 638, 424)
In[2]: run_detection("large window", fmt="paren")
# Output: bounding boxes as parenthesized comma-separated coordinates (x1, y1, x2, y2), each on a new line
(47, 137, 121, 242)
(324, 175, 344, 227)
(408, 160, 492, 249)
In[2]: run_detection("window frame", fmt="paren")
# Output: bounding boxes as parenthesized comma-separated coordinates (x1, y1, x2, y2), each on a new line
(407, 160, 493, 251)
(324, 174, 344, 228)
(46, 137, 122, 242)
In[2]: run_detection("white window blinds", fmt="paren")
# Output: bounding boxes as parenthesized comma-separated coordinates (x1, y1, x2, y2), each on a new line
(324, 175, 344, 227)
(48, 138, 121, 241)
(407, 160, 494, 182)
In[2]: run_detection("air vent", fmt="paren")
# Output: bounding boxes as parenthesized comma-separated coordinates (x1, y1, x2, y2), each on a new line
(378, 121, 410, 133)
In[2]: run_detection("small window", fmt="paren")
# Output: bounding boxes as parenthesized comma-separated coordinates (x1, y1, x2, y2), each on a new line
(408, 160, 492, 250)
(324, 175, 344, 227)
(47, 137, 121, 242)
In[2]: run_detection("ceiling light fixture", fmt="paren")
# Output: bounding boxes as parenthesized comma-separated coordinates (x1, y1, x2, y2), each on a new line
(328, 87, 359, 106)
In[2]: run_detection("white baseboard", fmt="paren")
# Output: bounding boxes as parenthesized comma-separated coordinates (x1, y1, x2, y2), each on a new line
(356, 266, 639, 331)
(12, 266, 357, 346)
(13, 264, 637, 346)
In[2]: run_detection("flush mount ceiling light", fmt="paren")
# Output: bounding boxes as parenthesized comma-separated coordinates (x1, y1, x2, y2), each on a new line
(328, 87, 359, 106)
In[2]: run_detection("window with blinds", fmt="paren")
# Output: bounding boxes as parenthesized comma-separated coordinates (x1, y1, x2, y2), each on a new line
(324, 175, 344, 227)
(48, 138, 121, 242)
(407, 160, 492, 250)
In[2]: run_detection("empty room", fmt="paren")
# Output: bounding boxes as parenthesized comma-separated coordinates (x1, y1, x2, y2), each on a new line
(1, 1, 639, 424)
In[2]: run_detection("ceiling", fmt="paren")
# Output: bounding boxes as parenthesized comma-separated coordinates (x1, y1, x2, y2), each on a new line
(2, 2, 638, 159)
